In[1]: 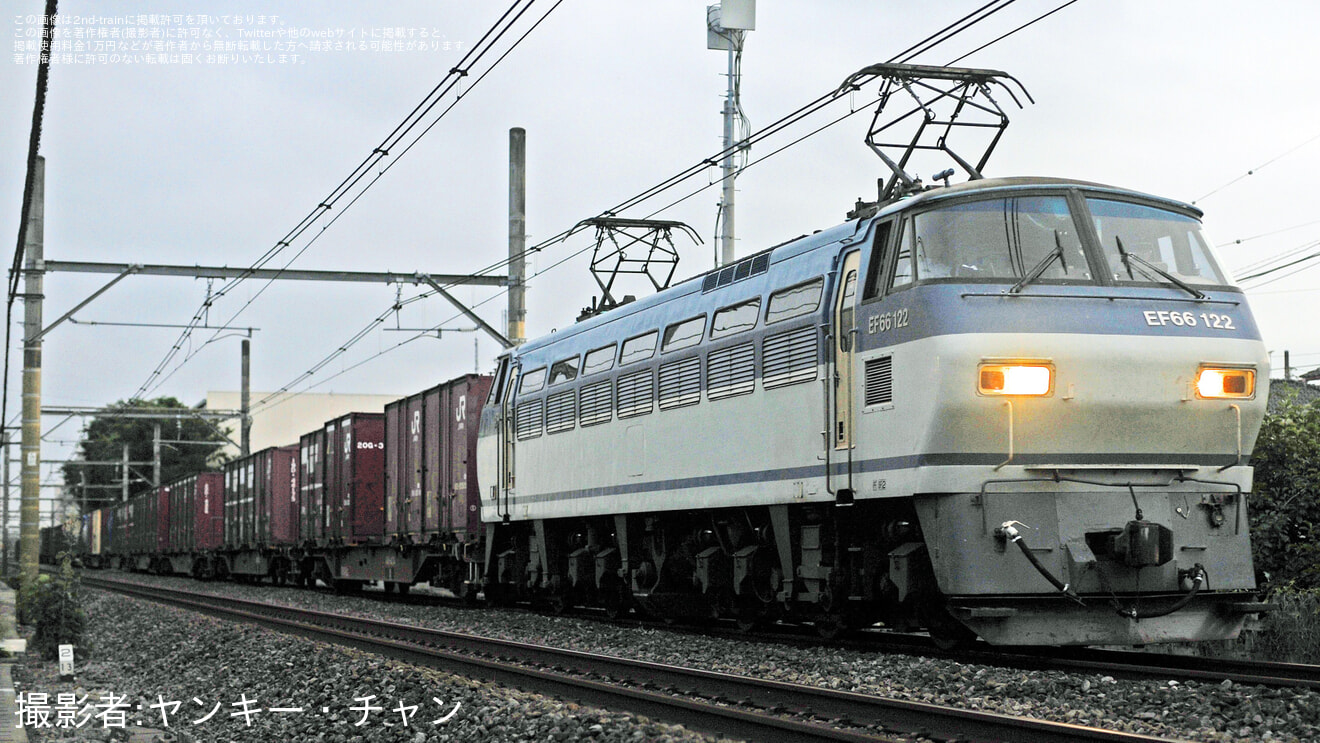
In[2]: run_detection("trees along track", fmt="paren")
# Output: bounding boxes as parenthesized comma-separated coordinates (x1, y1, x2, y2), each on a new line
(83, 574, 1180, 743)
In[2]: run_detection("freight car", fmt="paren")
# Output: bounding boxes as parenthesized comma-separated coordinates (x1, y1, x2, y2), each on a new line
(38, 525, 73, 565)
(476, 174, 1271, 646)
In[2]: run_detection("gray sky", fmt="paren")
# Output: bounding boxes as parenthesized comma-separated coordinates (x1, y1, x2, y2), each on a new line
(4, 1, 1319, 507)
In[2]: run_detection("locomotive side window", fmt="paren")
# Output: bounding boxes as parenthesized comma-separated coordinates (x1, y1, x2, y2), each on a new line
(548, 356, 580, 386)
(662, 315, 707, 352)
(890, 224, 914, 289)
(518, 367, 547, 395)
(710, 298, 760, 339)
(582, 344, 617, 376)
(863, 220, 895, 300)
(620, 331, 658, 365)
(766, 278, 824, 324)
(909, 196, 1088, 282)
(1087, 198, 1228, 286)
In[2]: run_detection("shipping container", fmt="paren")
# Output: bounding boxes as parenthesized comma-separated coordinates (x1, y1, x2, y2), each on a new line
(156, 484, 171, 553)
(223, 445, 299, 549)
(194, 472, 224, 551)
(384, 374, 491, 543)
(323, 413, 385, 545)
(299, 428, 326, 545)
(163, 472, 224, 553)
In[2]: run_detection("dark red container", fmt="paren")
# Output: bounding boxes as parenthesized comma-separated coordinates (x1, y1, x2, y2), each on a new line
(195, 472, 224, 550)
(165, 473, 223, 552)
(223, 445, 299, 549)
(300, 428, 326, 545)
(385, 374, 491, 543)
(323, 413, 385, 545)
(156, 485, 171, 553)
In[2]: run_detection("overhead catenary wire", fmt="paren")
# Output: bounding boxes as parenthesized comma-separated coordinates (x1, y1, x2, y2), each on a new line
(254, 0, 1083, 406)
(1192, 132, 1320, 205)
(134, 0, 564, 400)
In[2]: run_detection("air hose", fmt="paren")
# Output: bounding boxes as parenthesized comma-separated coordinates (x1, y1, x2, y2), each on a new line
(997, 521, 1079, 600)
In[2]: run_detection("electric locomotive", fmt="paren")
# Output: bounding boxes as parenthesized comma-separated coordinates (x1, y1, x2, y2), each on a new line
(476, 64, 1270, 646)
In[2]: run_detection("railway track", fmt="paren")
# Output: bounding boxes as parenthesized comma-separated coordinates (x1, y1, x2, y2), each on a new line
(82, 573, 1180, 743)
(826, 630, 1320, 692)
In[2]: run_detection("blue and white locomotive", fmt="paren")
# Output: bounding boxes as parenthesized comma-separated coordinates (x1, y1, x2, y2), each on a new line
(476, 65, 1269, 646)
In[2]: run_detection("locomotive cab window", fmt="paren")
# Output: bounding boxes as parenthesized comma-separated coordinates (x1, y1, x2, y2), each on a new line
(662, 315, 706, 352)
(909, 196, 1090, 284)
(1087, 198, 1229, 287)
(766, 278, 824, 324)
(620, 331, 658, 365)
(549, 356, 580, 386)
(582, 344, 617, 376)
(518, 367, 547, 395)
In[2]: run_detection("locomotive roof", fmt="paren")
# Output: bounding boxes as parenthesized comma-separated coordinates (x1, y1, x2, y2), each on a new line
(872, 176, 1203, 220)
(509, 175, 1203, 361)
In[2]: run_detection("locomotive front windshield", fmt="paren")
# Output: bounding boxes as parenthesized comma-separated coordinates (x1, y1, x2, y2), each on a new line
(908, 196, 1090, 282)
(887, 192, 1231, 291)
(1087, 198, 1228, 286)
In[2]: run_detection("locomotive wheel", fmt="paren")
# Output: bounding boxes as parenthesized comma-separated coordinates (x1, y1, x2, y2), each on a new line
(459, 581, 481, 606)
(600, 580, 630, 621)
(814, 612, 848, 641)
(922, 602, 976, 651)
(397, 583, 411, 595)
(545, 594, 569, 615)
(272, 562, 289, 587)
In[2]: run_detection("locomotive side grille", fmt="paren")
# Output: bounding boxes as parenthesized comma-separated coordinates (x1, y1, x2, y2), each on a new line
(865, 355, 894, 406)
(659, 356, 702, 410)
(546, 390, 576, 433)
(617, 369, 655, 418)
(515, 399, 544, 440)
(579, 379, 613, 427)
(707, 342, 756, 400)
(763, 326, 818, 389)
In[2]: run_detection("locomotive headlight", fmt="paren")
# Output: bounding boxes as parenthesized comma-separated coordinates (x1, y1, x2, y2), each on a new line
(978, 364, 1053, 396)
(1196, 367, 1255, 399)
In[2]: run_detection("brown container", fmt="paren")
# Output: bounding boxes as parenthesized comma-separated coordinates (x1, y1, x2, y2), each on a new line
(224, 445, 300, 549)
(384, 374, 491, 543)
(323, 413, 385, 545)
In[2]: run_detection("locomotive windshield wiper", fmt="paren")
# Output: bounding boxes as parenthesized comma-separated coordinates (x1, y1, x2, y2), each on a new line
(1114, 236, 1206, 299)
(1008, 230, 1068, 294)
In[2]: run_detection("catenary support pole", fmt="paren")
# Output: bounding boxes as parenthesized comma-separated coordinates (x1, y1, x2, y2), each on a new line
(508, 128, 526, 346)
(18, 156, 44, 584)
(2, 434, 9, 576)
(241, 338, 251, 457)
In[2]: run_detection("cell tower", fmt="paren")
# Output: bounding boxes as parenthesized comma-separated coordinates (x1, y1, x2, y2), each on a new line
(707, 1, 754, 268)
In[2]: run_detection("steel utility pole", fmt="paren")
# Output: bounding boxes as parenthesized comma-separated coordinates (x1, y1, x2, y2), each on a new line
(508, 127, 527, 346)
(18, 156, 44, 583)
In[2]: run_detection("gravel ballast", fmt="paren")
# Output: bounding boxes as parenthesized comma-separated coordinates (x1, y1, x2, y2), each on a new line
(50, 571, 1320, 742)
(15, 590, 736, 743)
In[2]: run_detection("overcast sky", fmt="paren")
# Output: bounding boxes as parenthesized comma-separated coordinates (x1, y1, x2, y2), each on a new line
(4, 0, 1319, 506)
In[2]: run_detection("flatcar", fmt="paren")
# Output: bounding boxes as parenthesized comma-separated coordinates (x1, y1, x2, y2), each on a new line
(477, 175, 1270, 646)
